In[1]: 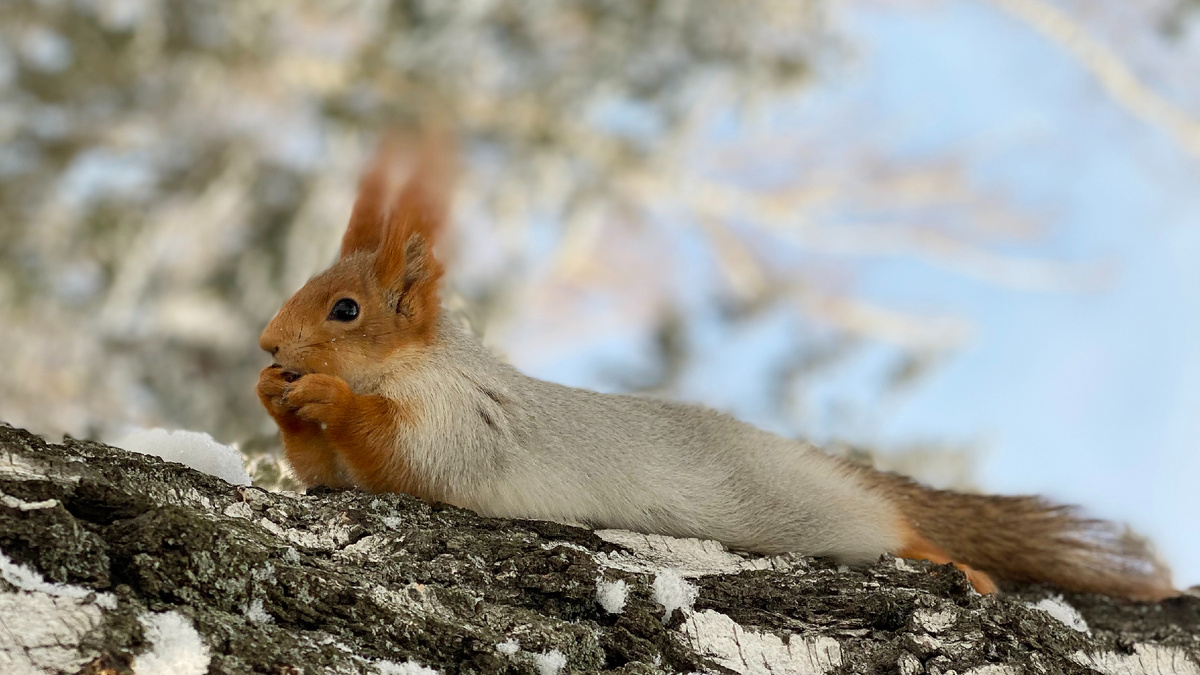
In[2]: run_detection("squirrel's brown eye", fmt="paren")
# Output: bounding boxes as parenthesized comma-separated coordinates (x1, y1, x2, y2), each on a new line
(328, 298, 359, 322)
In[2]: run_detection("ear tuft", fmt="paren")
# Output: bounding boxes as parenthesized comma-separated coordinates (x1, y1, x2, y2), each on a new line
(340, 133, 454, 261)
(340, 143, 393, 258)
(370, 133, 453, 289)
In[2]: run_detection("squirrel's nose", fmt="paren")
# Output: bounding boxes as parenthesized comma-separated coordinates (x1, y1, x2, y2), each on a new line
(258, 325, 281, 356)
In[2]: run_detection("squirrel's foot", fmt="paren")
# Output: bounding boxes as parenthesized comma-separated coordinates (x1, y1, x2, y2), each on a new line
(953, 562, 998, 595)
(898, 534, 999, 595)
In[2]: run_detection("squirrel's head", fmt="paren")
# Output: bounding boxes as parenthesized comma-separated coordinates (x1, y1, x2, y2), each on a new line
(259, 137, 451, 387)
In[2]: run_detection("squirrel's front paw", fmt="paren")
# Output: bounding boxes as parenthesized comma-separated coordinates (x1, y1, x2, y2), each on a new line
(257, 365, 300, 421)
(284, 373, 354, 427)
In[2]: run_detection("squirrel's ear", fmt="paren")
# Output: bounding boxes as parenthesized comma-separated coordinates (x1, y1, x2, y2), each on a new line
(372, 134, 453, 320)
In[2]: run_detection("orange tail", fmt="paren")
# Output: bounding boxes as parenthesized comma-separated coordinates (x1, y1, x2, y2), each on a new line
(861, 467, 1174, 600)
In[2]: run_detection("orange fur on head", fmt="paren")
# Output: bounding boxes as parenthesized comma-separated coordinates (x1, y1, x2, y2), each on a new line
(259, 134, 454, 388)
(258, 133, 454, 494)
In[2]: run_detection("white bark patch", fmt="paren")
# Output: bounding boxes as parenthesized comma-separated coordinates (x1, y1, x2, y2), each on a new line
(897, 652, 923, 675)
(0, 551, 116, 609)
(336, 534, 386, 563)
(1072, 645, 1200, 675)
(1028, 596, 1089, 634)
(223, 501, 254, 519)
(368, 583, 458, 624)
(681, 609, 842, 675)
(0, 454, 80, 485)
(594, 530, 801, 577)
(375, 659, 440, 674)
(911, 607, 959, 634)
(0, 489, 58, 511)
(0, 554, 114, 672)
(0, 592, 104, 675)
(257, 516, 354, 551)
(965, 666, 1019, 675)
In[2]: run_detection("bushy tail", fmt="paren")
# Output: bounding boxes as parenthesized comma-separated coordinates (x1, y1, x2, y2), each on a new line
(861, 467, 1174, 600)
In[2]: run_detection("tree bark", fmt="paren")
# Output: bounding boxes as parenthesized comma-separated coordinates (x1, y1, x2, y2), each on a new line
(0, 423, 1196, 674)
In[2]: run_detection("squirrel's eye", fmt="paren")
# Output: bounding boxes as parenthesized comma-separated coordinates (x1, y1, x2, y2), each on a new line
(328, 298, 359, 322)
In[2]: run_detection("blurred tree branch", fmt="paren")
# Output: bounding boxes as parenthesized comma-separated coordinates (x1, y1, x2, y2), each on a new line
(989, 0, 1200, 157)
(0, 0, 1128, 482)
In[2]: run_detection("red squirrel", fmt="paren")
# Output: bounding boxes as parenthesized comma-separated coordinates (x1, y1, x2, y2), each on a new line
(256, 139, 1174, 600)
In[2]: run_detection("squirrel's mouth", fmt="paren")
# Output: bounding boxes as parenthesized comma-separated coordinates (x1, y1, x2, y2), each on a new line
(267, 362, 306, 383)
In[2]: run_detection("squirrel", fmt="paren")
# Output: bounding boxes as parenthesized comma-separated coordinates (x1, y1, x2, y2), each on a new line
(256, 138, 1174, 601)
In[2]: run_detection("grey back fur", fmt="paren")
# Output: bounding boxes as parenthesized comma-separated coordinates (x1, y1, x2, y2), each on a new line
(362, 315, 904, 565)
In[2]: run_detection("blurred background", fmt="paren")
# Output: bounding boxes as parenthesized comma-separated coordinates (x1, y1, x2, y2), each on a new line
(1, 0, 1197, 585)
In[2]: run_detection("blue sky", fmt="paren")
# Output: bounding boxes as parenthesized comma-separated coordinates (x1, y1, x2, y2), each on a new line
(514, 0, 1199, 587)
(812, 1, 1200, 586)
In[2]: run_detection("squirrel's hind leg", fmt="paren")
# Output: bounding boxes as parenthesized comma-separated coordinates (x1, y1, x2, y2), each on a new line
(897, 533, 998, 595)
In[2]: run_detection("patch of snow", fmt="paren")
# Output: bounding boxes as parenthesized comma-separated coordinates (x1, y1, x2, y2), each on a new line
(114, 428, 251, 486)
(652, 568, 698, 621)
(534, 649, 567, 675)
(0, 551, 116, 609)
(596, 578, 628, 614)
(1029, 596, 1089, 634)
(133, 610, 211, 675)
(495, 638, 520, 656)
(681, 609, 842, 675)
(251, 562, 275, 582)
(242, 597, 273, 624)
(376, 659, 440, 675)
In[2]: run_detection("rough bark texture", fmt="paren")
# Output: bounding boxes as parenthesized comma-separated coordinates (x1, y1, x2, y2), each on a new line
(0, 423, 1197, 675)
